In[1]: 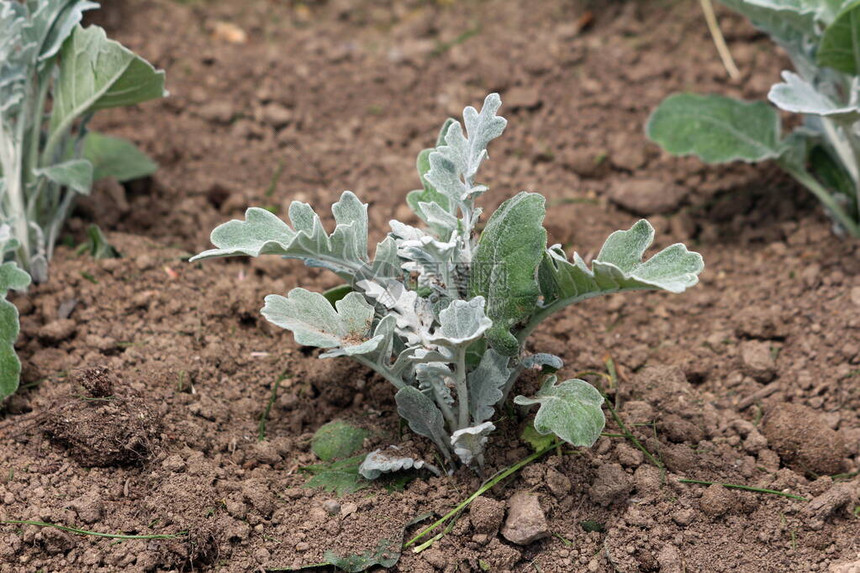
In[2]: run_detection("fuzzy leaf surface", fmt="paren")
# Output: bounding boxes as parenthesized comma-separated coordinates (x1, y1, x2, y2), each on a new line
(513, 376, 605, 447)
(467, 348, 511, 423)
(358, 449, 440, 480)
(768, 71, 860, 121)
(818, 0, 860, 73)
(0, 261, 31, 400)
(34, 159, 93, 194)
(471, 192, 546, 355)
(538, 220, 704, 314)
(262, 289, 381, 353)
(395, 386, 451, 459)
(191, 192, 368, 278)
(450, 421, 495, 466)
(301, 455, 369, 496)
(311, 420, 369, 462)
(647, 93, 784, 163)
(429, 297, 493, 347)
(50, 25, 166, 140)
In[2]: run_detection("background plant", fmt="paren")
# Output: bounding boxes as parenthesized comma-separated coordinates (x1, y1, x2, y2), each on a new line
(0, 0, 167, 400)
(648, 0, 860, 238)
(193, 94, 704, 474)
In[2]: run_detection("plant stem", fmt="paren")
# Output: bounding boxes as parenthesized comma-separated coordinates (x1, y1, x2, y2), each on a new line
(455, 346, 469, 429)
(699, 0, 740, 80)
(678, 479, 808, 501)
(258, 370, 290, 441)
(601, 391, 663, 471)
(782, 162, 860, 237)
(403, 439, 559, 549)
(1, 520, 185, 540)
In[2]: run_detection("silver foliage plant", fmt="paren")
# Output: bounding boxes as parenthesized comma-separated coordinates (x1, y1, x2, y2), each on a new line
(648, 0, 860, 238)
(193, 94, 705, 474)
(0, 0, 166, 399)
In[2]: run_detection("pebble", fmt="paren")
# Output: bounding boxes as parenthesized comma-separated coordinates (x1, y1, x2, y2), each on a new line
(739, 340, 777, 382)
(608, 178, 687, 215)
(589, 463, 633, 506)
(37, 319, 77, 343)
(261, 103, 292, 128)
(501, 492, 550, 545)
(322, 500, 341, 516)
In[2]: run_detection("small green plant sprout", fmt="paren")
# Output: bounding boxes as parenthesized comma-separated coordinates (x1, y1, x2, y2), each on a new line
(648, 0, 860, 238)
(0, 0, 167, 400)
(193, 94, 704, 474)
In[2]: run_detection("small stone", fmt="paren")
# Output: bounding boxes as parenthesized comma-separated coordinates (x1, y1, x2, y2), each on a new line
(504, 86, 541, 109)
(739, 340, 777, 382)
(671, 508, 696, 526)
(501, 492, 550, 545)
(589, 463, 633, 506)
(249, 441, 282, 466)
(469, 496, 505, 535)
(561, 148, 607, 178)
(70, 491, 103, 524)
(37, 319, 76, 343)
(197, 101, 234, 124)
(830, 559, 860, 573)
(762, 403, 847, 475)
(341, 502, 357, 517)
(261, 103, 292, 128)
(608, 178, 687, 215)
(699, 484, 737, 517)
(805, 483, 858, 521)
(322, 500, 341, 516)
(295, 542, 309, 552)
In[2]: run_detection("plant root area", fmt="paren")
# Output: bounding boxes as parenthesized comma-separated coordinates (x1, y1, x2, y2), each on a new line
(1, 1, 858, 571)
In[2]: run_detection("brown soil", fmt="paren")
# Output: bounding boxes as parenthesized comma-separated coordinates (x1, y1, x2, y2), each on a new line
(1, 0, 859, 572)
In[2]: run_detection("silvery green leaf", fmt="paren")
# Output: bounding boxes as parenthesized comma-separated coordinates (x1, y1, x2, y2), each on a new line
(467, 349, 511, 423)
(415, 362, 455, 406)
(513, 376, 605, 448)
(521, 353, 564, 373)
(358, 448, 441, 480)
(768, 71, 860, 121)
(450, 421, 495, 466)
(424, 93, 507, 206)
(471, 192, 546, 355)
(32, 0, 99, 62)
(430, 297, 493, 347)
(538, 221, 704, 313)
(1, 261, 30, 400)
(818, 0, 860, 74)
(719, 0, 819, 60)
(262, 289, 381, 354)
(50, 25, 166, 141)
(646, 93, 785, 163)
(192, 192, 369, 279)
(82, 132, 158, 182)
(34, 159, 93, 194)
(395, 386, 452, 460)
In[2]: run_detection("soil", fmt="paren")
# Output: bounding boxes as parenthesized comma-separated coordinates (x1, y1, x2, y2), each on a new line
(1, 0, 859, 571)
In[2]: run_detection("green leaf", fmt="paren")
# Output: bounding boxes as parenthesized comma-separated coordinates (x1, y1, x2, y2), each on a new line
(262, 289, 382, 355)
(467, 348, 511, 423)
(191, 192, 369, 279)
(407, 147, 453, 238)
(430, 296, 493, 347)
(520, 421, 556, 453)
(358, 448, 440, 480)
(471, 192, 546, 355)
(34, 159, 93, 194)
(83, 132, 158, 182)
(50, 25, 166, 142)
(322, 284, 353, 306)
(768, 71, 860, 121)
(325, 539, 400, 573)
(538, 220, 704, 314)
(818, 0, 860, 73)
(0, 262, 31, 400)
(301, 455, 369, 496)
(311, 420, 369, 462)
(810, 145, 857, 207)
(513, 376, 605, 448)
(395, 386, 452, 460)
(647, 93, 784, 163)
(84, 224, 120, 259)
(719, 0, 821, 57)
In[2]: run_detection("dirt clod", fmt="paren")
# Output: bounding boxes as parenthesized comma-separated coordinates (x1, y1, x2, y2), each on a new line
(805, 483, 859, 522)
(589, 463, 633, 506)
(501, 492, 549, 545)
(739, 340, 777, 382)
(762, 403, 847, 475)
(699, 484, 738, 518)
(608, 177, 687, 215)
(469, 496, 505, 535)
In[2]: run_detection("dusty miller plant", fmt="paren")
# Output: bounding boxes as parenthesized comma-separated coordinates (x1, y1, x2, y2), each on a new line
(648, 0, 860, 237)
(194, 94, 704, 474)
(0, 0, 166, 399)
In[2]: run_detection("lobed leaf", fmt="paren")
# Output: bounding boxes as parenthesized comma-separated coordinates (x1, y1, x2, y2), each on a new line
(311, 420, 369, 462)
(450, 421, 495, 466)
(0, 261, 31, 400)
(471, 192, 546, 355)
(395, 386, 452, 460)
(467, 348, 511, 423)
(646, 93, 784, 163)
(301, 455, 369, 496)
(538, 220, 704, 315)
(768, 71, 860, 121)
(191, 191, 369, 278)
(82, 132, 158, 182)
(358, 448, 440, 480)
(429, 296, 493, 347)
(513, 376, 605, 448)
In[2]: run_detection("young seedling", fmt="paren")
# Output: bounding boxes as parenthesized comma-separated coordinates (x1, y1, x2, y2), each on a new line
(0, 0, 167, 400)
(648, 0, 860, 237)
(194, 93, 704, 474)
